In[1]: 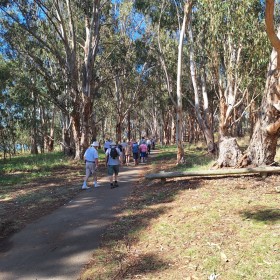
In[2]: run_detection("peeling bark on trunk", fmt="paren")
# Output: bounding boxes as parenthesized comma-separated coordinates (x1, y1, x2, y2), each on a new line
(215, 98, 242, 167)
(215, 137, 243, 168)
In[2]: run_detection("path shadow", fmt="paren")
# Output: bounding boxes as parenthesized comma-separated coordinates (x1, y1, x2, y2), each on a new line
(240, 207, 280, 224)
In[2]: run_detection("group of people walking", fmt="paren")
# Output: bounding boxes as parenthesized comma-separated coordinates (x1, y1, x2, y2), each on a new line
(81, 137, 155, 190)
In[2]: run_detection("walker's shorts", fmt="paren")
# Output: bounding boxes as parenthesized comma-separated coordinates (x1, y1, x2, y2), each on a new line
(140, 152, 147, 158)
(108, 165, 119, 175)
(86, 162, 97, 178)
(133, 152, 139, 160)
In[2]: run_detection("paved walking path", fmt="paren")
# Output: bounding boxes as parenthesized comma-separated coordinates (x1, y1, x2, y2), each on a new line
(0, 164, 143, 280)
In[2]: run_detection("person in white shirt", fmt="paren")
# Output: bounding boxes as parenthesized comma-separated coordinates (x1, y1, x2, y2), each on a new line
(82, 141, 99, 189)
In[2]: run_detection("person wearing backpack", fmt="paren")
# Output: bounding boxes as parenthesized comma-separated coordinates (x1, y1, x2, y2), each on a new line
(105, 142, 122, 188)
(132, 140, 139, 166)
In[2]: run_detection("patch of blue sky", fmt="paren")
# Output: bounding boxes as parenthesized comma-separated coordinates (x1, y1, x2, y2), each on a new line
(111, 0, 146, 40)
(131, 12, 146, 40)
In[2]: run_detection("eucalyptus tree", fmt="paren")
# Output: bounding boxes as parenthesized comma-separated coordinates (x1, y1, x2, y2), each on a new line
(135, 0, 194, 163)
(0, 57, 18, 154)
(239, 0, 280, 166)
(0, 1, 109, 159)
(175, 0, 193, 163)
(195, 0, 270, 167)
(0, 58, 28, 157)
(154, 1, 179, 145)
(95, 0, 150, 143)
(6, 58, 57, 154)
(187, 9, 216, 154)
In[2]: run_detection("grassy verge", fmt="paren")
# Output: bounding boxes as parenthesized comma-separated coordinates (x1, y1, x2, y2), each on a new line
(79, 145, 280, 280)
(0, 152, 72, 184)
(149, 144, 215, 172)
(0, 150, 104, 241)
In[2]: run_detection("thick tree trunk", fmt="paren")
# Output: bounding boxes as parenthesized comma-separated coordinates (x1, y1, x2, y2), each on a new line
(116, 120, 122, 143)
(71, 109, 82, 160)
(244, 70, 280, 166)
(215, 137, 243, 168)
(214, 94, 243, 167)
(80, 97, 93, 152)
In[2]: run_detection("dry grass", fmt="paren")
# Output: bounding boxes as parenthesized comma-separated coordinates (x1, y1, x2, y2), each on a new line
(79, 146, 280, 280)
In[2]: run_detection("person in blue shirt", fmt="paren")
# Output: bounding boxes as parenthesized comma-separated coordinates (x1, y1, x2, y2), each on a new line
(105, 142, 122, 188)
(82, 141, 99, 189)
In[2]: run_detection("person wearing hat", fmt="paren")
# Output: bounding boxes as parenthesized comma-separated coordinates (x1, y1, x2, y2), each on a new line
(82, 141, 99, 189)
(105, 141, 122, 188)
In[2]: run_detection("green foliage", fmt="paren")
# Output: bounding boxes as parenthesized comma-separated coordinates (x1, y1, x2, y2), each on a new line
(0, 0, 277, 157)
(194, 0, 270, 102)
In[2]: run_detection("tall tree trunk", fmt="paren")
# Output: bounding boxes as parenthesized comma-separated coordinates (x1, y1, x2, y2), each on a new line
(47, 105, 55, 152)
(71, 106, 82, 159)
(30, 91, 38, 155)
(80, 96, 93, 152)
(127, 111, 131, 141)
(189, 21, 215, 153)
(171, 113, 176, 144)
(116, 119, 123, 143)
(176, 0, 193, 164)
(163, 110, 170, 145)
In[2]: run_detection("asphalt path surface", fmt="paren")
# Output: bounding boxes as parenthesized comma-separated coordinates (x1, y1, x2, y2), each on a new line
(0, 164, 142, 280)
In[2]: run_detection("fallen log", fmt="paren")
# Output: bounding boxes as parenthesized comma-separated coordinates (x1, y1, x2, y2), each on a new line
(145, 166, 280, 181)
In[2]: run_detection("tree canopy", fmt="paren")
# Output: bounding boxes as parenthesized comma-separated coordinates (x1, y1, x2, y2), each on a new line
(1, 0, 279, 167)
